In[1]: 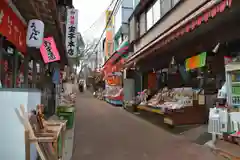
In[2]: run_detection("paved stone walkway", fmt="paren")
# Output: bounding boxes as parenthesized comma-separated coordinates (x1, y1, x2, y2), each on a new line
(72, 92, 223, 160)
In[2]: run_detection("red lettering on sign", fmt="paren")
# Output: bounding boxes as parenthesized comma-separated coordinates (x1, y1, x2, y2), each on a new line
(185, 24, 190, 33)
(0, 1, 26, 53)
(203, 12, 209, 22)
(210, 7, 217, 18)
(191, 20, 197, 30)
(70, 16, 75, 25)
(197, 16, 202, 26)
(219, 1, 226, 12)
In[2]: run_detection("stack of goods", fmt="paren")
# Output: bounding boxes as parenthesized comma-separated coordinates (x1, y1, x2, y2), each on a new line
(147, 90, 162, 106)
(147, 87, 193, 112)
(138, 89, 148, 105)
(104, 86, 122, 98)
(59, 92, 76, 107)
(96, 88, 104, 100)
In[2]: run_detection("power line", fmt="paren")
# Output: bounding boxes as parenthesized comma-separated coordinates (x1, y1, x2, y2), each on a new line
(79, 0, 119, 65)
(85, 0, 121, 61)
(82, 0, 116, 34)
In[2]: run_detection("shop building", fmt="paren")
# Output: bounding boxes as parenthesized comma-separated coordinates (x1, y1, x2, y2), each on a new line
(101, 0, 135, 105)
(0, 0, 27, 88)
(125, 0, 240, 126)
(8, 0, 71, 115)
(113, 0, 134, 50)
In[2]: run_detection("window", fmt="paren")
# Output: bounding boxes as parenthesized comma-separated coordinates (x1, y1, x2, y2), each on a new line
(145, 0, 178, 31)
(146, 7, 153, 30)
(153, 0, 161, 24)
(172, 0, 180, 6)
(115, 7, 122, 34)
(133, 0, 140, 8)
(136, 19, 140, 38)
(161, 0, 172, 16)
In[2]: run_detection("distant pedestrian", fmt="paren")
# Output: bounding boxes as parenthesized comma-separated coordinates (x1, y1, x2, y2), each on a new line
(78, 81, 84, 92)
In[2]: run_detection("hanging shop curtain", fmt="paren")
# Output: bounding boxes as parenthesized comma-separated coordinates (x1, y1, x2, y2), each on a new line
(148, 72, 157, 89)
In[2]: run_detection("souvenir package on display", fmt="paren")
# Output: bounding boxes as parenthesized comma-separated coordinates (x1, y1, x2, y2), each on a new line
(138, 89, 148, 105)
(104, 85, 122, 98)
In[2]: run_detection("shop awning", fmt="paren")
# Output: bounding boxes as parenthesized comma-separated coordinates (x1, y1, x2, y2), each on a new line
(125, 0, 233, 68)
(113, 39, 129, 60)
(103, 39, 129, 67)
(103, 39, 129, 66)
(102, 39, 129, 79)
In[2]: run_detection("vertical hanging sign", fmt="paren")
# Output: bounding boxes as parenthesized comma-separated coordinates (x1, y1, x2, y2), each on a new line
(40, 37, 60, 63)
(65, 8, 78, 58)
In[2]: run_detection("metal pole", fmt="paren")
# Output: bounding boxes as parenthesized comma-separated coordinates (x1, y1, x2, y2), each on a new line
(32, 59, 37, 88)
(95, 51, 98, 70)
(13, 48, 18, 88)
(0, 36, 4, 86)
(24, 52, 29, 88)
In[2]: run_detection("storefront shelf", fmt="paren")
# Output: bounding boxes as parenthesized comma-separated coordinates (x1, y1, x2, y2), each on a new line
(137, 105, 164, 115)
(137, 104, 207, 126)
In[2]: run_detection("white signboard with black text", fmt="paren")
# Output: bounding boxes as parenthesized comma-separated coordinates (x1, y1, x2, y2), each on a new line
(65, 9, 78, 57)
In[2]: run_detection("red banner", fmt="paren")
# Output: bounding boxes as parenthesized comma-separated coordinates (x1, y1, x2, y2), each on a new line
(0, 1, 26, 53)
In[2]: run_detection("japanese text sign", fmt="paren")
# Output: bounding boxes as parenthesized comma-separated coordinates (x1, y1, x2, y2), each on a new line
(26, 19, 44, 48)
(105, 10, 113, 29)
(40, 37, 60, 64)
(66, 8, 78, 57)
(0, 0, 26, 53)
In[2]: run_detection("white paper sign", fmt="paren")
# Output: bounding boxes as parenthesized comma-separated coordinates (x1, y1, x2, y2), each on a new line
(66, 9, 78, 57)
(26, 19, 44, 48)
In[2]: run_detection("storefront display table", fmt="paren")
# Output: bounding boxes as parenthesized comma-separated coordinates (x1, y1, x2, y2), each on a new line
(164, 105, 207, 126)
(137, 105, 164, 115)
(137, 102, 207, 127)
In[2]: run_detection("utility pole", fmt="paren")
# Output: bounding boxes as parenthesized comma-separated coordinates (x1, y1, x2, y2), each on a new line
(95, 51, 98, 71)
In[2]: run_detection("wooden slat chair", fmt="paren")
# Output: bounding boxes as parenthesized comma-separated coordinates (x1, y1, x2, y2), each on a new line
(36, 105, 67, 158)
(29, 114, 59, 160)
(18, 105, 61, 160)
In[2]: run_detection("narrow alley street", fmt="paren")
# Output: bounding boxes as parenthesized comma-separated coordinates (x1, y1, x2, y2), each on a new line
(72, 92, 223, 160)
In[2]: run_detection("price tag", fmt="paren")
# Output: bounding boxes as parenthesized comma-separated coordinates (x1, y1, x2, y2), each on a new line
(164, 118, 173, 125)
(217, 90, 226, 99)
(179, 99, 193, 107)
(183, 99, 192, 106)
(232, 96, 240, 105)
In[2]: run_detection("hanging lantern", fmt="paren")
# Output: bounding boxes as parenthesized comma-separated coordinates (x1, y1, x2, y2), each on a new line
(212, 43, 220, 53)
(169, 56, 177, 74)
(26, 19, 44, 48)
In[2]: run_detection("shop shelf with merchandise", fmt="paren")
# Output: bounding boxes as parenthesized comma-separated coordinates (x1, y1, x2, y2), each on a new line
(136, 87, 207, 127)
(207, 61, 240, 159)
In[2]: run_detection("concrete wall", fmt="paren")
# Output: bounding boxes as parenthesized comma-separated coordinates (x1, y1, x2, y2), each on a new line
(129, 0, 209, 52)
(114, 0, 134, 39)
(129, 16, 136, 43)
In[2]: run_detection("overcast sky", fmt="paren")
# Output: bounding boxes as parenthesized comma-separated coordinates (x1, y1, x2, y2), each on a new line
(73, 0, 112, 41)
